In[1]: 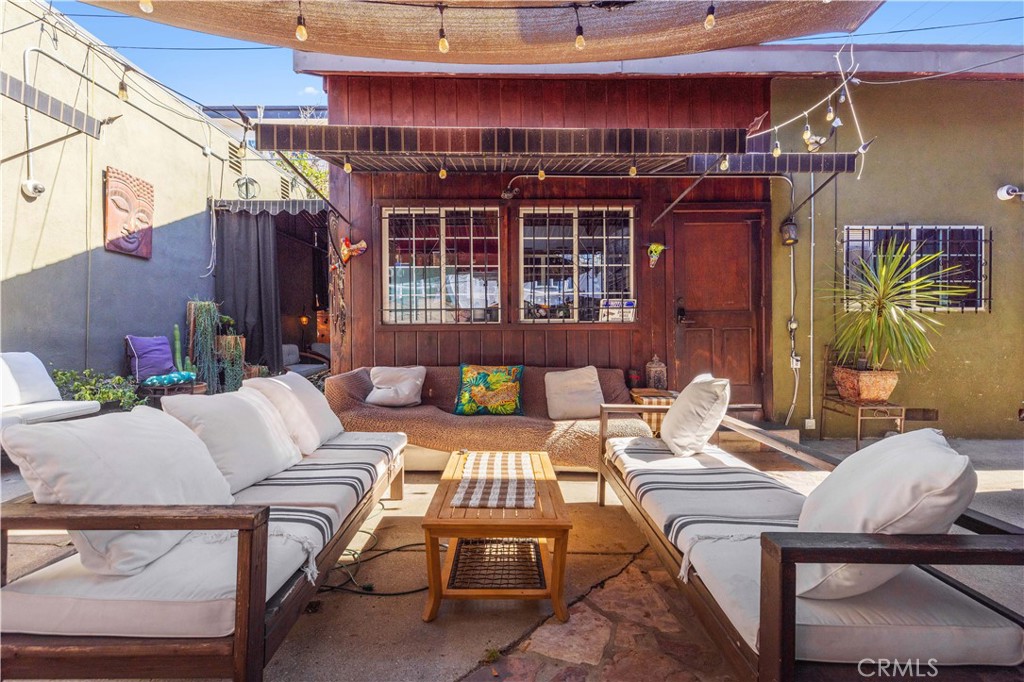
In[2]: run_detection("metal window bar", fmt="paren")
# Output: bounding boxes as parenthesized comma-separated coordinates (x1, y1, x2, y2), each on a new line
(841, 225, 991, 313)
(519, 205, 635, 323)
(381, 206, 500, 325)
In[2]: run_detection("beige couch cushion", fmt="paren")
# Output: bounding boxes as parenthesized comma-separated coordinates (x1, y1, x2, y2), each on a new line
(1, 407, 233, 576)
(544, 366, 605, 420)
(660, 374, 731, 456)
(688, 533, 1024, 666)
(1, 511, 336, 638)
(244, 375, 322, 455)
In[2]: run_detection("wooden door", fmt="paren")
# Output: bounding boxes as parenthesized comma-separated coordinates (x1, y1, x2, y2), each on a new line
(671, 217, 763, 405)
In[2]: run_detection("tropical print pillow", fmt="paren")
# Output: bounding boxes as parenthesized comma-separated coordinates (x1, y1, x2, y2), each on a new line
(454, 364, 524, 416)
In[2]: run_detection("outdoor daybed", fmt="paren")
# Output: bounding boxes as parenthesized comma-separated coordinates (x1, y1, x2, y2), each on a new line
(327, 365, 651, 469)
(1, 352, 100, 430)
(0, 371, 405, 682)
(598, 398, 1024, 681)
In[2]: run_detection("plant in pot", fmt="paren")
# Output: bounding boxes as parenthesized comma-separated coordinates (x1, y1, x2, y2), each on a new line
(51, 369, 147, 411)
(828, 239, 973, 403)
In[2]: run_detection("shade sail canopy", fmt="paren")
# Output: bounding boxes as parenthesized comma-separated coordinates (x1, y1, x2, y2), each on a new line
(256, 122, 858, 176)
(87, 0, 881, 65)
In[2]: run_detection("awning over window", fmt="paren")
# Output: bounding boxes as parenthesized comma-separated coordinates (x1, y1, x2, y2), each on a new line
(255, 123, 857, 176)
(212, 199, 327, 216)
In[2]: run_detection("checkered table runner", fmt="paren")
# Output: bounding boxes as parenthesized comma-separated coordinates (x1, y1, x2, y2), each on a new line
(450, 452, 537, 509)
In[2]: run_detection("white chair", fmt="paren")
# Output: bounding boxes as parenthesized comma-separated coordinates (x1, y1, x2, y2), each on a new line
(1, 353, 100, 430)
(282, 344, 327, 378)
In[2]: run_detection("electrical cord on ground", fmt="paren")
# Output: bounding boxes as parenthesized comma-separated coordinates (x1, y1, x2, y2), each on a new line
(318, 540, 449, 597)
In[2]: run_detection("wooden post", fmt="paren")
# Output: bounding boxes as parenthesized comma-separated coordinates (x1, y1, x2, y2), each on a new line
(597, 406, 609, 506)
(1, 528, 8, 587)
(233, 519, 269, 682)
(327, 211, 346, 375)
(758, 536, 796, 682)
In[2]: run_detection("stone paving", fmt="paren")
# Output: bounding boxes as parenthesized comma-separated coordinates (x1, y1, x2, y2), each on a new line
(462, 549, 736, 682)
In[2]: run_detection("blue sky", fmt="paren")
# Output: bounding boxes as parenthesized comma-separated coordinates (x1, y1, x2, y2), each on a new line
(56, 1, 1024, 107)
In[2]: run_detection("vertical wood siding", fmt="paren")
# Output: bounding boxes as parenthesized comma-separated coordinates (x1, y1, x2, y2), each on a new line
(328, 76, 770, 375)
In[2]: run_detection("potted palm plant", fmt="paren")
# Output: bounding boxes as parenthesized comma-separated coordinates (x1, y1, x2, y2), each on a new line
(829, 238, 973, 403)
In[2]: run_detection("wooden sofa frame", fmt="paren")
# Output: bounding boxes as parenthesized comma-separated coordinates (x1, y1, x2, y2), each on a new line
(597, 404, 1024, 682)
(0, 464, 404, 682)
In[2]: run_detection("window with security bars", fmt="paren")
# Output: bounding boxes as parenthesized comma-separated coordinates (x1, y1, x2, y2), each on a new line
(519, 206, 634, 322)
(843, 225, 990, 312)
(382, 207, 500, 324)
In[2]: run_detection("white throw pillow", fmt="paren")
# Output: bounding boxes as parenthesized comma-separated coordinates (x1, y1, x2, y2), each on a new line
(659, 374, 730, 456)
(1, 352, 61, 406)
(544, 366, 605, 420)
(162, 388, 302, 493)
(272, 371, 344, 444)
(1, 406, 233, 576)
(243, 376, 321, 455)
(366, 366, 427, 407)
(797, 429, 977, 600)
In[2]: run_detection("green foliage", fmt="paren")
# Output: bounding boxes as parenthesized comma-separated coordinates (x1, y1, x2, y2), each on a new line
(221, 330, 245, 393)
(482, 649, 501, 664)
(51, 369, 147, 410)
(191, 299, 220, 394)
(826, 240, 974, 372)
(277, 152, 328, 198)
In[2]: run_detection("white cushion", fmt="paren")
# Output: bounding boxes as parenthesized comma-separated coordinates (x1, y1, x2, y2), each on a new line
(688, 534, 1024, 666)
(544, 366, 605, 420)
(243, 376, 321, 455)
(274, 371, 344, 444)
(282, 344, 301, 366)
(366, 366, 426, 407)
(0, 407, 233, 576)
(162, 389, 302, 494)
(1, 352, 61, 406)
(1, 400, 100, 427)
(0, 513, 334, 638)
(797, 429, 977, 600)
(659, 374, 730, 456)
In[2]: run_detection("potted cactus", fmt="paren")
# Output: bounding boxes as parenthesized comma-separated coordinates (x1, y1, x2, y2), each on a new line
(828, 239, 973, 403)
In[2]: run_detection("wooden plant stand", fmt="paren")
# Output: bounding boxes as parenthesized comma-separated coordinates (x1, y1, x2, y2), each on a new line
(421, 451, 572, 623)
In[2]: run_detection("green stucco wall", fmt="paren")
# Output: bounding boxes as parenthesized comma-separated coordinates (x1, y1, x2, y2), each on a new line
(770, 77, 1024, 439)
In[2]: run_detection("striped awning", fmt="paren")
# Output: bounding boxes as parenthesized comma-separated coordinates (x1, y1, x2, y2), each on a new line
(212, 199, 327, 215)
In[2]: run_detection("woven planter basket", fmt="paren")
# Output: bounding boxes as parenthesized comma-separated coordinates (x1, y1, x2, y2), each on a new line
(833, 367, 899, 404)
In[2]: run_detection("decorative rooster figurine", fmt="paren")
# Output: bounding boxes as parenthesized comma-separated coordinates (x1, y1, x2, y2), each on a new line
(341, 237, 367, 264)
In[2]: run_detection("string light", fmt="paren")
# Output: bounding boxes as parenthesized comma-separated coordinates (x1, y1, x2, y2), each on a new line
(839, 86, 847, 104)
(138, 0, 153, 13)
(295, 0, 308, 41)
(825, 99, 835, 122)
(343, 155, 352, 174)
(704, 4, 716, 30)
(573, 5, 585, 51)
(628, 155, 638, 177)
(718, 155, 729, 171)
(437, 5, 450, 54)
(802, 114, 812, 141)
(537, 164, 546, 181)
(772, 139, 782, 158)
(117, 78, 129, 102)
(439, 155, 448, 179)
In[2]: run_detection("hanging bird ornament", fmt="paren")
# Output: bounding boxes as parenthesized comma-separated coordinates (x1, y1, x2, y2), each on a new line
(341, 237, 367, 264)
(647, 242, 667, 268)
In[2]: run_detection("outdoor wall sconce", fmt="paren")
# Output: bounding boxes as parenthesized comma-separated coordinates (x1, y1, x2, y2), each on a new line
(779, 217, 799, 246)
(996, 185, 1021, 201)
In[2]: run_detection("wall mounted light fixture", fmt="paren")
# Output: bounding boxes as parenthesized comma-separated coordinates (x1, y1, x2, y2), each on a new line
(996, 184, 1021, 201)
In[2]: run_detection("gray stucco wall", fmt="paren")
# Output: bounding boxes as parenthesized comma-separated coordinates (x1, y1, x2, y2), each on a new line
(1, 0, 295, 375)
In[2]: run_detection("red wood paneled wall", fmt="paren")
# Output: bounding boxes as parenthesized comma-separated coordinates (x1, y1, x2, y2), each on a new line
(326, 76, 771, 375)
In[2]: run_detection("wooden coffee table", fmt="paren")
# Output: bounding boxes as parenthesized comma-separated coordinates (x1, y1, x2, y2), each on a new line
(421, 451, 573, 623)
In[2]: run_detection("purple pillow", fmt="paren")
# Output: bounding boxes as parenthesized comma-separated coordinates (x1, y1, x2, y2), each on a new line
(125, 335, 176, 382)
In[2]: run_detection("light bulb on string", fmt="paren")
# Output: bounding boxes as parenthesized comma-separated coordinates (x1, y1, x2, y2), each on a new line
(772, 139, 782, 158)
(439, 156, 448, 180)
(718, 156, 729, 171)
(343, 155, 353, 174)
(628, 164, 638, 177)
(802, 114, 812, 141)
(295, 1, 308, 41)
(838, 87, 847, 104)
(138, 0, 153, 13)
(437, 5, 450, 53)
(537, 166, 546, 181)
(826, 102, 835, 122)
(117, 79, 129, 102)
(574, 5, 585, 50)
(704, 4, 716, 30)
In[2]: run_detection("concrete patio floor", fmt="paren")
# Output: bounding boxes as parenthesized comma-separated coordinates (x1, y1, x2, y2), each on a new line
(1, 436, 1021, 681)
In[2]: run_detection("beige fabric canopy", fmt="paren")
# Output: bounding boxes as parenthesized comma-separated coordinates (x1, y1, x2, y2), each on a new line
(87, 0, 881, 65)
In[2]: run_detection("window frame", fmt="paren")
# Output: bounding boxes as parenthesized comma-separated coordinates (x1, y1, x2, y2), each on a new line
(517, 205, 636, 324)
(842, 224, 989, 313)
(380, 205, 502, 325)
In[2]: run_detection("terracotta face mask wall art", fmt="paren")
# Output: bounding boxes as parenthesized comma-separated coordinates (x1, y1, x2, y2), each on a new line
(104, 167, 154, 259)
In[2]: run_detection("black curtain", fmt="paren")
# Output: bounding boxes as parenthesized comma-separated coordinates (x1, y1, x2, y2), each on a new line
(215, 211, 284, 373)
